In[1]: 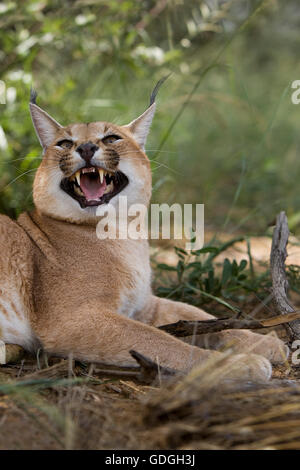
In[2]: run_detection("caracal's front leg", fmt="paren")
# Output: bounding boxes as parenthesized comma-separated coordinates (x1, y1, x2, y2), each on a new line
(0, 215, 37, 351)
(149, 296, 289, 364)
(33, 303, 272, 381)
(150, 295, 214, 325)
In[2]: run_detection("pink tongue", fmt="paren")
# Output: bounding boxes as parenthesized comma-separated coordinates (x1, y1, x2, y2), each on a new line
(80, 173, 107, 201)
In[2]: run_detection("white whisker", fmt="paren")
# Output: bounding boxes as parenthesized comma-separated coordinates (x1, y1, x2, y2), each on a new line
(1, 164, 61, 191)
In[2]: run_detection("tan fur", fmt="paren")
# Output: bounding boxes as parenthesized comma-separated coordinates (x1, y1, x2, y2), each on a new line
(0, 101, 288, 381)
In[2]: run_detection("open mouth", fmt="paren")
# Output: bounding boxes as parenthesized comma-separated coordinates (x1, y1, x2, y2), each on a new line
(60, 166, 129, 208)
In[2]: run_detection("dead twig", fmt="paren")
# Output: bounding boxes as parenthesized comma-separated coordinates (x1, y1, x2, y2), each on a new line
(16, 359, 75, 381)
(270, 211, 300, 342)
(159, 312, 300, 337)
(89, 351, 177, 385)
(129, 350, 177, 385)
(0, 341, 26, 365)
(81, 351, 177, 385)
(0, 341, 177, 385)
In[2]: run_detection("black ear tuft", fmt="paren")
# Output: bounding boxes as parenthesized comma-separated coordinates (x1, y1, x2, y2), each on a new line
(149, 73, 171, 106)
(30, 87, 38, 105)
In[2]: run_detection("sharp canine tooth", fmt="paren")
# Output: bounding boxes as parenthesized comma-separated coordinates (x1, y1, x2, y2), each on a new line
(99, 169, 104, 184)
(75, 170, 81, 187)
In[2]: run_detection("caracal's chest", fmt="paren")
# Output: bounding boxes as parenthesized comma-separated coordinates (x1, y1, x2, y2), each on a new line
(23, 214, 152, 320)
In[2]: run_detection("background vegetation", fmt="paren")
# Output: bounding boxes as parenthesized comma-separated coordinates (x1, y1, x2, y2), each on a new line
(0, 0, 299, 235)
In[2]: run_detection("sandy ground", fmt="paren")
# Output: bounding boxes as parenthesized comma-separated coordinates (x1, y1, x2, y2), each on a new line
(151, 234, 300, 267)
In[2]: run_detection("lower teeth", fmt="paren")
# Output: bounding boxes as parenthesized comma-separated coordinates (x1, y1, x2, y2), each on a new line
(71, 180, 114, 199)
(104, 181, 114, 194)
(74, 185, 84, 196)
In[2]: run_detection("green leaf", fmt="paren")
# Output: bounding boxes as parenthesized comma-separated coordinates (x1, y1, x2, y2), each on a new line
(221, 258, 232, 286)
(239, 259, 247, 271)
(157, 264, 177, 271)
(192, 246, 219, 255)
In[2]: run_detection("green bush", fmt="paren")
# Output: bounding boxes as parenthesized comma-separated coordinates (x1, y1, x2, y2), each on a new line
(0, 0, 299, 235)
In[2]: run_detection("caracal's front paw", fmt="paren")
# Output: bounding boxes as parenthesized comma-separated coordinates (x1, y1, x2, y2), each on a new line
(223, 331, 289, 365)
(247, 333, 289, 364)
(195, 330, 289, 365)
(221, 353, 272, 382)
(190, 349, 272, 382)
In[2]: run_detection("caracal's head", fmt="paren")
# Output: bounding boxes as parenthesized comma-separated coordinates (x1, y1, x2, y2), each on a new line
(30, 87, 159, 224)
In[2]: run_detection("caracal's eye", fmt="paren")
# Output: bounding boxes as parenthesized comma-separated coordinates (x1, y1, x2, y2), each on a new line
(102, 134, 121, 145)
(57, 139, 73, 149)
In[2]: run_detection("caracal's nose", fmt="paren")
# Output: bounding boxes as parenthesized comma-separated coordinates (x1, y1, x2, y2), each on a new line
(76, 142, 99, 164)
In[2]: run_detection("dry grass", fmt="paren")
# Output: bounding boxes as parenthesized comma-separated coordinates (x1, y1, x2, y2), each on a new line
(1, 349, 300, 450)
(139, 363, 300, 450)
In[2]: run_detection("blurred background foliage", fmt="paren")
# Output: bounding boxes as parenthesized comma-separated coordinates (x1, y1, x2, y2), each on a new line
(0, 0, 300, 235)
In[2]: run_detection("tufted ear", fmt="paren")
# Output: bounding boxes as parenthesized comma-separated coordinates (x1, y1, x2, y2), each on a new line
(125, 103, 156, 150)
(29, 89, 62, 150)
(124, 75, 170, 150)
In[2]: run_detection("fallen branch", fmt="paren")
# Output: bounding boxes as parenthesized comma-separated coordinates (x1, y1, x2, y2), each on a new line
(270, 211, 300, 342)
(159, 312, 300, 337)
(90, 351, 177, 385)
(0, 341, 25, 364)
(0, 341, 176, 385)
(129, 350, 177, 384)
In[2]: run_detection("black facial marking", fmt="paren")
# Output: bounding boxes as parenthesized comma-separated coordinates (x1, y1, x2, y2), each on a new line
(59, 156, 73, 174)
(104, 148, 120, 167)
(56, 139, 73, 149)
(102, 134, 122, 145)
